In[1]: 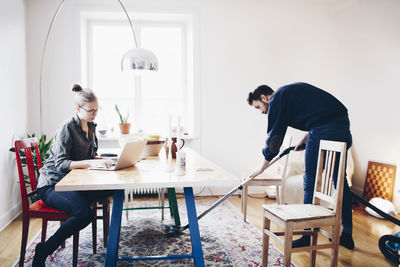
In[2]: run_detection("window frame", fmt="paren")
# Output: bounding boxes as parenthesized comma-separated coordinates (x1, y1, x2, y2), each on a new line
(80, 11, 196, 137)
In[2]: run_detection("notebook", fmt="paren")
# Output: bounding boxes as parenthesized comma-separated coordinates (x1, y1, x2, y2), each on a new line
(89, 140, 146, 171)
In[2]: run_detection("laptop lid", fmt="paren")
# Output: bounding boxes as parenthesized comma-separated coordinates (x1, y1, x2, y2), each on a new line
(113, 140, 146, 170)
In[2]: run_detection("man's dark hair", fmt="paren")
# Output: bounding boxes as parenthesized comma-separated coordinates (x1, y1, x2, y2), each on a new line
(247, 85, 274, 105)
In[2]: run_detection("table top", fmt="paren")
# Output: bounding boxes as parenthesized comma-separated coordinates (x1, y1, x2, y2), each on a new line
(55, 148, 240, 191)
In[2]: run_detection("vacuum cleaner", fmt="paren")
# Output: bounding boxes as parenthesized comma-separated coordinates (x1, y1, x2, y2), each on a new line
(351, 191, 400, 264)
(165, 144, 303, 237)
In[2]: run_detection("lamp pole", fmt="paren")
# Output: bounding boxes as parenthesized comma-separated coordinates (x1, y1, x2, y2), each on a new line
(39, 0, 66, 133)
(118, 0, 138, 48)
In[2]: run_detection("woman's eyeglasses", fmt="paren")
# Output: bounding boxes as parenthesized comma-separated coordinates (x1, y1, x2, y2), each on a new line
(80, 106, 100, 115)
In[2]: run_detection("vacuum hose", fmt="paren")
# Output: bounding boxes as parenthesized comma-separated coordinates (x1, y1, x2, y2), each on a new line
(350, 192, 400, 226)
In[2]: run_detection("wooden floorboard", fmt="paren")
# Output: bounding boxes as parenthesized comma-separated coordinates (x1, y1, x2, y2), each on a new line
(228, 194, 399, 267)
(0, 215, 42, 266)
(0, 195, 398, 266)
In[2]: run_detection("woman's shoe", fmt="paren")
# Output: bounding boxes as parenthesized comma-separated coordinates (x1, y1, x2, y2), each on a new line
(32, 243, 48, 267)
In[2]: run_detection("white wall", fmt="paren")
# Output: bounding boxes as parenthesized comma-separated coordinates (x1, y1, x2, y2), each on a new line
(0, 0, 28, 231)
(25, 0, 400, 209)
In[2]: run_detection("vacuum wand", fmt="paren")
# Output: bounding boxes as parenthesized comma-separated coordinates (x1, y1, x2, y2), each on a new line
(166, 144, 303, 236)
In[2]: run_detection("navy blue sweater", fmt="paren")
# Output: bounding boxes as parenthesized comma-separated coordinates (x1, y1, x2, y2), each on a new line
(262, 82, 348, 161)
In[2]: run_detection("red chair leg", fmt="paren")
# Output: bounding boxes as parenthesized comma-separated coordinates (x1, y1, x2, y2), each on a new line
(92, 204, 97, 254)
(19, 215, 30, 267)
(41, 219, 47, 243)
(72, 232, 79, 267)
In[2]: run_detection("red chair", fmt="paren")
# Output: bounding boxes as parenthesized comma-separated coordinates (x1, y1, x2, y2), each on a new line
(14, 138, 109, 266)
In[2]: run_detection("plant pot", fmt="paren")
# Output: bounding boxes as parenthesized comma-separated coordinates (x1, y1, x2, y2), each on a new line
(119, 123, 131, 134)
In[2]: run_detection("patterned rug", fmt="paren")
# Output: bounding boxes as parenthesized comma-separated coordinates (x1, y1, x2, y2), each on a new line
(18, 198, 296, 266)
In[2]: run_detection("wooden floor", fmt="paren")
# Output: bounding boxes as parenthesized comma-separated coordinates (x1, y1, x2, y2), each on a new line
(0, 194, 398, 266)
(228, 194, 399, 267)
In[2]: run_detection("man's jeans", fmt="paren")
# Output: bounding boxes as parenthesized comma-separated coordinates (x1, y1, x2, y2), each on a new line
(303, 119, 353, 234)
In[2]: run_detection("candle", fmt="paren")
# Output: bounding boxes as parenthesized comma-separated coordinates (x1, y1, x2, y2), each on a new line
(173, 115, 185, 176)
(177, 116, 181, 140)
(165, 114, 175, 172)
(168, 115, 172, 139)
(176, 116, 181, 167)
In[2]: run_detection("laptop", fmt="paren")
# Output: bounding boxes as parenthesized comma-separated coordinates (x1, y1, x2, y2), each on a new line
(89, 140, 146, 171)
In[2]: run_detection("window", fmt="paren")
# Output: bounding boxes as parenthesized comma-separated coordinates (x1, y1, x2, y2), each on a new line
(81, 12, 194, 137)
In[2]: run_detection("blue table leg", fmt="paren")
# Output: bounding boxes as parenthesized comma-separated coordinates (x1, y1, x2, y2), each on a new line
(184, 187, 205, 267)
(105, 190, 124, 267)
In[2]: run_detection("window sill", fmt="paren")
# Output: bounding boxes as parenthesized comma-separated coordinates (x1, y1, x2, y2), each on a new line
(97, 134, 199, 142)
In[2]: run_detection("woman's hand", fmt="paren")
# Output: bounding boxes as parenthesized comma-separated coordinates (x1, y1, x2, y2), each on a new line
(249, 160, 270, 179)
(88, 159, 115, 168)
(69, 159, 113, 169)
(295, 133, 309, 151)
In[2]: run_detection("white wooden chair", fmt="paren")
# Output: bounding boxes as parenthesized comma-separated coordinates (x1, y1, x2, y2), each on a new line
(262, 140, 347, 267)
(241, 137, 292, 222)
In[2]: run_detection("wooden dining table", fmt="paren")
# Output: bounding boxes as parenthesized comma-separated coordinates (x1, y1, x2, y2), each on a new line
(55, 148, 240, 267)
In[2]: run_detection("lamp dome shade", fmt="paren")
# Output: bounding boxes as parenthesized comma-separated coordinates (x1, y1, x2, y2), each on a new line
(121, 48, 159, 72)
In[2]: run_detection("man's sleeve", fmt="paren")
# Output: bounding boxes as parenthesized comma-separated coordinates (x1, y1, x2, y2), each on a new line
(262, 105, 288, 161)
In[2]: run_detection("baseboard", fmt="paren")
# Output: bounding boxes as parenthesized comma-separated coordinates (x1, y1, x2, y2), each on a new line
(0, 202, 21, 233)
(351, 186, 363, 196)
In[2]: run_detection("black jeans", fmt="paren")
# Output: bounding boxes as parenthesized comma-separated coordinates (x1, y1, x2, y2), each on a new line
(303, 119, 353, 234)
(37, 185, 113, 254)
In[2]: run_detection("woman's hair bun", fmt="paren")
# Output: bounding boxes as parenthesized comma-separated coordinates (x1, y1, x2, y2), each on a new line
(72, 84, 83, 92)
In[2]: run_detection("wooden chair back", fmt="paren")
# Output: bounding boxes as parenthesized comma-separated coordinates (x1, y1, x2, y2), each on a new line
(14, 138, 42, 212)
(313, 140, 347, 217)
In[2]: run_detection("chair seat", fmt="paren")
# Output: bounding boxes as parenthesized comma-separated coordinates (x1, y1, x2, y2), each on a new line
(262, 204, 335, 222)
(29, 200, 70, 220)
(242, 177, 281, 187)
(242, 175, 281, 182)
(252, 177, 281, 183)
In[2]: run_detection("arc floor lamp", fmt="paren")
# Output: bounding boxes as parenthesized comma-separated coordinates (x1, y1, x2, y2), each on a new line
(39, 0, 159, 133)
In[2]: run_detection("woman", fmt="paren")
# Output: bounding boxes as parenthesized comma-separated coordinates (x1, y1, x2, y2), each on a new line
(33, 84, 113, 266)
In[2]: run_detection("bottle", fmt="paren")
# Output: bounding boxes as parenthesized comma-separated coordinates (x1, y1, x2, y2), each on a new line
(179, 151, 186, 170)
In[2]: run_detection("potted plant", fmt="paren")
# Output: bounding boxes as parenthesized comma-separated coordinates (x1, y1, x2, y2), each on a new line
(115, 104, 131, 134)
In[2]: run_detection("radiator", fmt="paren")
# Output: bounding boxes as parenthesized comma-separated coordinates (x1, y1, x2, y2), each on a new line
(124, 188, 159, 203)
(130, 188, 158, 195)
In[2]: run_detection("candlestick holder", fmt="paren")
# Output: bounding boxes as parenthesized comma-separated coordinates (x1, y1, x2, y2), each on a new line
(165, 138, 175, 172)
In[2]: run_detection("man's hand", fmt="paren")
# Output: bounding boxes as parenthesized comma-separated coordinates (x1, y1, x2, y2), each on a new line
(249, 160, 270, 179)
(295, 133, 309, 151)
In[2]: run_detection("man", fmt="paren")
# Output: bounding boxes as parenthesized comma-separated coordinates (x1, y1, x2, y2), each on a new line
(248, 82, 354, 249)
